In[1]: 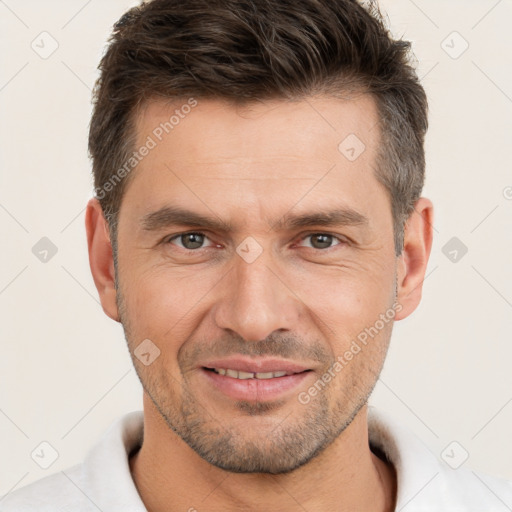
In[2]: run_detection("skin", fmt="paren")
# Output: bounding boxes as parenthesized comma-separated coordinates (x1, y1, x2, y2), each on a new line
(86, 95, 433, 512)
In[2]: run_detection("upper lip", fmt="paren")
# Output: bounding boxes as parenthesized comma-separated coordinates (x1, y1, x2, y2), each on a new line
(201, 357, 310, 374)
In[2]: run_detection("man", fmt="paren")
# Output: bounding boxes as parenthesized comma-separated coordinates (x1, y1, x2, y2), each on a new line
(3, 0, 511, 510)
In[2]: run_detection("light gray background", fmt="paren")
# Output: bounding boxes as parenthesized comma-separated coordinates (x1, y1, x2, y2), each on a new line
(1, 0, 511, 498)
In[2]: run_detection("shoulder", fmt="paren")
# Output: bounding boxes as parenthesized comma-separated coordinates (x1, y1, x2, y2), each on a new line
(436, 465, 512, 510)
(0, 464, 97, 512)
(1, 410, 145, 512)
(367, 406, 512, 510)
(404, 465, 512, 511)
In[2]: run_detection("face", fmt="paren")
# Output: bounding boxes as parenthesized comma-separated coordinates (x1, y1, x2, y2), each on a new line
(115, 95, 400, 474)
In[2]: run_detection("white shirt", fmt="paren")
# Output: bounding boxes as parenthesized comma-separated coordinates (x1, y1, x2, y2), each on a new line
(1, 406, 511, 511)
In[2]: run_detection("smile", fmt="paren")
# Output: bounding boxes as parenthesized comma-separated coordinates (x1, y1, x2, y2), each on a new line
(210, 368, 291, 379)
(200, 360, 313, 402)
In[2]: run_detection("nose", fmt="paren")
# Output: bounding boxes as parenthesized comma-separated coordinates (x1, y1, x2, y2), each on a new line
(214, 248, 301, 343)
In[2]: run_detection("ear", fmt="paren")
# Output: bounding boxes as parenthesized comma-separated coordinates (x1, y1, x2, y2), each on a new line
(395, 197, 434, 320)
(85, 198, 120, 322)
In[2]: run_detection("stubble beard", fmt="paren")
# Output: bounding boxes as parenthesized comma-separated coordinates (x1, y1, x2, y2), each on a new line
(116, 282, 392, 474)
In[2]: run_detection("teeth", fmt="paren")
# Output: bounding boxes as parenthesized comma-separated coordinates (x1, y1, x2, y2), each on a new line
(212, 368, 290, 379)
(254, 372, 274, 379)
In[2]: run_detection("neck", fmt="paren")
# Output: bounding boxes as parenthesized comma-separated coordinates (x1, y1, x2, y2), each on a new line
(130, 395, 396, 512)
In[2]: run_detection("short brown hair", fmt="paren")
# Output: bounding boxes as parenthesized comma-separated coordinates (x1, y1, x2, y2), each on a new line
(89, 0, 428, 256)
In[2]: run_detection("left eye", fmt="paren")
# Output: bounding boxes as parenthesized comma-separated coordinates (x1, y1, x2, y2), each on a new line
(298, 233, 342, 250)
(168, 232, 214, 250)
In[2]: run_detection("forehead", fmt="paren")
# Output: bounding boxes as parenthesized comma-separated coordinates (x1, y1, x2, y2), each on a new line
(135, 94, 379, 167)
(121, 95, 388, 231)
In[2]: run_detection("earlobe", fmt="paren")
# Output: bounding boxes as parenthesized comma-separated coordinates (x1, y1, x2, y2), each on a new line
(85, 198, 120, 322)
(395, 197, 434, 321)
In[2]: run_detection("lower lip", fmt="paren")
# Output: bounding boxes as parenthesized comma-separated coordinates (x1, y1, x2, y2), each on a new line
(201, 368, 311, 402)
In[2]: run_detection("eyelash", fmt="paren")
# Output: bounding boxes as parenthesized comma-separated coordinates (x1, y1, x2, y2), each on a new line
(164, 231, 348, 252)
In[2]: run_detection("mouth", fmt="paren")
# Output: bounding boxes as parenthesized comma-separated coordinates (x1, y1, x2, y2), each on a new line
(199, 358, 313, 402)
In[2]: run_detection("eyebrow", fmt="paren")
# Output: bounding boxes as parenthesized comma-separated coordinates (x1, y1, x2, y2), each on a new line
(140, 205, 369, 233)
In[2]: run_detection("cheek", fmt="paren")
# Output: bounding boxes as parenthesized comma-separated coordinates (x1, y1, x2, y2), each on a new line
(121, 265, 221, 339)
(303, 260, 396, 345)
